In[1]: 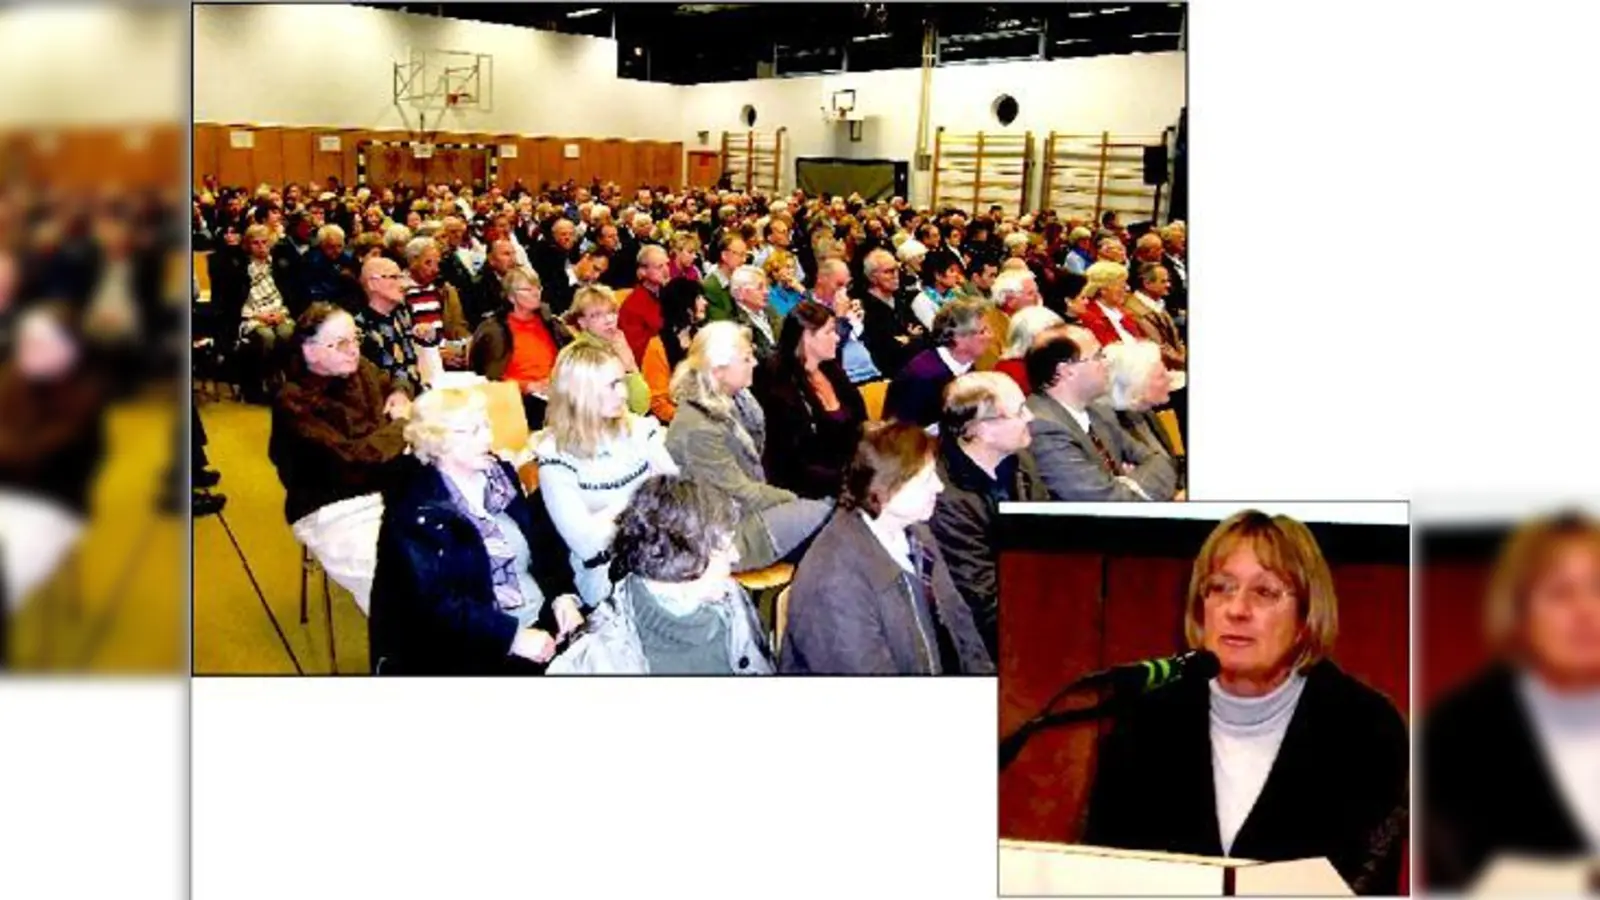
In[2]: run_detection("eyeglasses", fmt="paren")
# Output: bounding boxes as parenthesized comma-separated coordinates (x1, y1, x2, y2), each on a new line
(317, 330, 364, 352)
(1202, 577, 1292, 608)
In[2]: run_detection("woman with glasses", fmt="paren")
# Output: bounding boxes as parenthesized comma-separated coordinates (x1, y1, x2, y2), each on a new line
(561, 284, 650, 416)
(1083, 511, 1408, 896)
(268, 302, 414, 616)
(547, 474, 772, 675)
(1421, 512, 1600, 891)
(780, 421, 994, 676)
(469, 265, 572, 430)
(368, 387, 582, 675)
(534, 340, 679, 610)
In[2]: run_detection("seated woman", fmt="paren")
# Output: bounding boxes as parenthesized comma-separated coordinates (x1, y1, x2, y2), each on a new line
(756, 300, 866, 500)
(1074, 260, 1144, 347)
(779, 421, 993, 675)
(762, 248, 806, 319)
(547, 474, 772, 675)
(993, 305, 1064, 395)
(469, 265, 572, 430)
(0, 305, 107, 616)
(664, 321, 833, 572)
(235, 224, 296, 385)
(368, 387, 583, 675)
(1102, 338, 1186, 494)
(1422, 513, 1600, 891)
(560, 284, 650, 416)
(667, 231, 702, 284)
(1084, 511, 1408, 895)
(639, 276, 707, 424)
(269, 302, 412, 616)
(534, 340, 679, 610)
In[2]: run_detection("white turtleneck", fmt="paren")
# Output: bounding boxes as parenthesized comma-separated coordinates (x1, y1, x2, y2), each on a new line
(1518, 671, 1600, 850)
(1209, 672, 1307, 854)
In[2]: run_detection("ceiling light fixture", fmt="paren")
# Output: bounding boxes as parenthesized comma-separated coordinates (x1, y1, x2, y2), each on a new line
(566, 7, 602, 18)
(852, 32, 890, 42)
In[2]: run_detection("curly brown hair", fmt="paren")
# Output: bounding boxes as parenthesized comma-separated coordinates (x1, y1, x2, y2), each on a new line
(610, 475, 741, 583)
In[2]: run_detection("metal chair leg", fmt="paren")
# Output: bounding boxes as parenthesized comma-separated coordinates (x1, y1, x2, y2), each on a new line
(322, 569, 337, 674)
(299, 545, 310, 625)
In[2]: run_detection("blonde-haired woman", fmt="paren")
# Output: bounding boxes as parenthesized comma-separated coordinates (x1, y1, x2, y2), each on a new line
(664, 321, 833, 572)
(535, 340, 679, 609)
(369, 387, 583, 675)
(762, 248, 805, 318)
(561, 284, 651, 416)
(1085, 511, 1408, 895)
(1422, 512, 1600, 891)
(1072, 260, 1143, 348)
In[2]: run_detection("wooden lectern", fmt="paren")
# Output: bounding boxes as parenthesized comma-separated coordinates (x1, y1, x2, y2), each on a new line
(1468, 855, 1600, 895)
(999, 839, 1353, 896)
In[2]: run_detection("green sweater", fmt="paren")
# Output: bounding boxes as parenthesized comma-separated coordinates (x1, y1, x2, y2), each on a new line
(701, 269, 737, 323)
(629, 582, 731, 675)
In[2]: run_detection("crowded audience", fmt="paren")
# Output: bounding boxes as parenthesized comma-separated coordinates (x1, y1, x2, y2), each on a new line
(194, 172, 1189, 674)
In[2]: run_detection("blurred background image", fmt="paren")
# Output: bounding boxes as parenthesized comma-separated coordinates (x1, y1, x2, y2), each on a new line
(0, 5, 186, 672)
(1417, 503, 1600, 893)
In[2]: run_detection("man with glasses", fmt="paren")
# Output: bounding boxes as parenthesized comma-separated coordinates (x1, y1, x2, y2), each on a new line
(883, 297, 993, 432)
(929, 371, 1048, 659)
(700, 232, 747, 323)
(352, 256, 423, 397)
(1023, 325, 1177, 502)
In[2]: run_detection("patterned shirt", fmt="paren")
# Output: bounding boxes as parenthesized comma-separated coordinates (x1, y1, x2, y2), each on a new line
(354, 302, 421, 395)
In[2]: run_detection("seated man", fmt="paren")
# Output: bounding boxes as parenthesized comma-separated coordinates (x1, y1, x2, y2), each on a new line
(352, 255, 423, 397)
(269, 303, 412, 615)
(974, 267, 1042, 371)
(882, 296, 991, 432)
(700, 232, 748, 323)
(728, 264, 784, 364)
(812, 258, 881, 385)
(853, 247, 922, 378)
(1023, 325, 1177, 502)
(301, 224, 359, 312)
(929, 371, 1048, 660)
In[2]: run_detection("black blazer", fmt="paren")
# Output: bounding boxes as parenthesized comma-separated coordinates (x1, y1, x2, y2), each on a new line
(1421, 664, 1592, 891)
(368, 456, 576, 675)
(1084, 660, 1409, 895)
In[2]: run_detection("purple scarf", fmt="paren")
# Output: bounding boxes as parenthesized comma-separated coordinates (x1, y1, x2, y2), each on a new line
(438, 464, 533, 614)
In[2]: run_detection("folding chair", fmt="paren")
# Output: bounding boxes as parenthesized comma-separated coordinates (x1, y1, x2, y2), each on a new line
(859, 379, 889, 422)
(300, 545, 338, 674)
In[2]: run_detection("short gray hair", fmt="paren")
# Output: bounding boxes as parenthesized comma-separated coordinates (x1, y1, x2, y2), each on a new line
(931, 297, 988, 347)
(729, 264, 767, 294)
(316, 224, 345, 245)
(1003, 306, 1064, 360)
(403, 237, 438, 266)
(1103, 339, 1165, 411)
(990, 269, 1034, 311)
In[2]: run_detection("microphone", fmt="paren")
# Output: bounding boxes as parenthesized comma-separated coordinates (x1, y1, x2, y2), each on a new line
(1075, 649, 1220, 699)
(998, 650, 1219, 771)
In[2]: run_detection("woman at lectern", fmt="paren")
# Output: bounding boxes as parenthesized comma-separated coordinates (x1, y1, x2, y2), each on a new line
(1082, 511, 1409, 896)
(1421, 512, 1600, 891)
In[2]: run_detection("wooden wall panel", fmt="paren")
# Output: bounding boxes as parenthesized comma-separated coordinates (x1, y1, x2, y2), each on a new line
(192, 123, 686, 194)
(278, 128, 313, 188)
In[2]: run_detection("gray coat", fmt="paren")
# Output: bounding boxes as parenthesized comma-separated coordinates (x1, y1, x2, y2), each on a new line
(665, 390, 832, 569)
(546, 575, 772, 675)
(779, 510, 994, 675)
(1025, 392, 1177, 501)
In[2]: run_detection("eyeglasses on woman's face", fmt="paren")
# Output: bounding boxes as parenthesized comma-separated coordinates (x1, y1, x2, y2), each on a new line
(1202, 575, 1292, 609)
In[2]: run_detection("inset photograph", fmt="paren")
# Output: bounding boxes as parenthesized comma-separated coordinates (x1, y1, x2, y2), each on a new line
(997, 502, 1411, 896)
(1417, 506, 1600, 895)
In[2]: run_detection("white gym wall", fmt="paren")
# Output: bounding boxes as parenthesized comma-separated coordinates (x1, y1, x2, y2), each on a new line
(0, 6, 183, 126)
(194, 3, 1184, 205)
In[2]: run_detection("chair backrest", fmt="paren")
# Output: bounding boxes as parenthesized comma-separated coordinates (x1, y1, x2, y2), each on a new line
(193, 251, 212, 298)
(860, 379, 889, 422)
(1154, 408, 1185, 457)
(774, 585, 792, 655)
(478, 379, 531, 453)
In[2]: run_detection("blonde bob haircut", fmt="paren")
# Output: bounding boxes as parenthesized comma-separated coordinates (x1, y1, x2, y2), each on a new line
(1483, 511, 1600, 654)
(1184, 510, 1340, 672)
(562, 284, 619, 331)
(1081, 261, 1130, 302)
(669, 320, 752, 418)
(544, 339, 631, 459)
(404, 387, 491, 467)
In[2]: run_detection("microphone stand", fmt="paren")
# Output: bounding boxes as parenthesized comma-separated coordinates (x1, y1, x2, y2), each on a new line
(998, 697, 1126, 772)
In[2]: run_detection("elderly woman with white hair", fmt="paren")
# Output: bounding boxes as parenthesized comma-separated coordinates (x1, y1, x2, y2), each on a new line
(993, 305, 1064, 395)
(368, 386, 583, 675)
(665, 321, 834, 572)
(1002, 230, 1031, 259)
(1086, 511, 1409, 895)
(1102, 338, 1185, 494)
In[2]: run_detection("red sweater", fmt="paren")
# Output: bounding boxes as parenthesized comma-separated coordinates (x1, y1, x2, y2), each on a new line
(618, 285, 664, 362)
